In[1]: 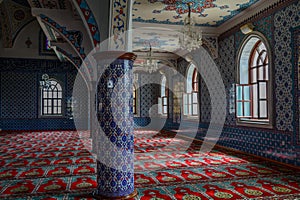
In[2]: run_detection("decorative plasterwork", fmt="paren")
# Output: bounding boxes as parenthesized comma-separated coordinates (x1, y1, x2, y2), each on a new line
(39, 14, 86, 59)
(54, 46, 81, 68)
(28, 0, 68, 9)
(39, 14, 96, 83)
(110, 0, 132, 50)
(0, 0, 34, 48)
(73, 0, 100, 47)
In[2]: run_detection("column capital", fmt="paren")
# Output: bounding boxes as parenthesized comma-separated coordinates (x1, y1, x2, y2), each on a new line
(93, 51, 137, 62)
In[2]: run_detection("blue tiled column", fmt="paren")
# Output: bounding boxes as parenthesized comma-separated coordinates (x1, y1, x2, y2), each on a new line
(93, 52, 137, 199)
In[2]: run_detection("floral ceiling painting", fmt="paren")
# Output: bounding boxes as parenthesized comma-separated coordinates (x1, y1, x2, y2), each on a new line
(133, 0, 260, 26)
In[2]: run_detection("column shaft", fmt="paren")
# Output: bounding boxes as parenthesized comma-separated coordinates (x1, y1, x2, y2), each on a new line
(93, 52, 137, 199)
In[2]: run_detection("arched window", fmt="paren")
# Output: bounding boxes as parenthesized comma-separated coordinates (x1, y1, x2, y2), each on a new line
(41, 79, 63, 116)
(158, 75, 168, 115)
(133, 85, 137, 114)
(236, 33, 272, 125)
(183, 64, 199, 116)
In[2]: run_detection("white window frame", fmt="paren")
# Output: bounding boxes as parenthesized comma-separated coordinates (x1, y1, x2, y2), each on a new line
(236, 32, 273, 128)
(183, 63, 199, 119)
(39, 79, 64, 118)
(158, 75, 168, 116)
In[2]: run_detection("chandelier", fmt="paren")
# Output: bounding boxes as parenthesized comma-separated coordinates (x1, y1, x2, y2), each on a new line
(143, 44, 159, 73)
(179, 2, 202, 51)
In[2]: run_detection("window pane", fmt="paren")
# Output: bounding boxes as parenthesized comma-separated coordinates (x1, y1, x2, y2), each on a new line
(158, 97, 162, 114)
(252, 52, 259, 67)
(58, 108, 61, 114)
(163, 106, 167, 114)
(183, 94, 187, 104)
(43, 91, 47, 98)
(53, 100, 57, 106)
(259, 82, 267, 99)
(188, 93, 192, 104)
(56, 84, 62, 90)
(184, 104, 188, 115)
(163, 97, 167, 105)
(261, 51, 267, 62)
(258, 67, 264, 80)
(44, 99, 48, 106)
(237, 86, 242, 100)
(244, 102, 251, 117)
(258, 56, 263, 66)
(58, 92, 62, 98)
(244, 86, 250, 100)
(252, 83, 258, 118)
(237, 102, 243, 117)
(48, 92, 52, 98)
(48, 107, 52, 114)
(188, 103, 192, 115)
(58, 100, 61, 106)
(260, 101, 267, 118)
(192, 104, 198, 115)
(265, 65, 269, 80)
(192, 93, 198, 103)
(53, 92, 57, 98)
(251, 68, 257, 83)
(48, 100, 52, 106)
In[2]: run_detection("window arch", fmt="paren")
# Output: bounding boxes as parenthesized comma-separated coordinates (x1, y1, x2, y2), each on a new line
(183, 64, 199, 116)
(41, 79, 63, 116)
(236, 33, 272, 125)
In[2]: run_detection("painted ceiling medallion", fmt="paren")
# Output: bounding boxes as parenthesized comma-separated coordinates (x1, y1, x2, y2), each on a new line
(149, 0, 219, 18)
(133, 0, 260, 26)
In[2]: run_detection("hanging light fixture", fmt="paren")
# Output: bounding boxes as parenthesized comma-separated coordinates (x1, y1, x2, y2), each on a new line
(179, 2, 202, 51)
(143, 43, 159, 73)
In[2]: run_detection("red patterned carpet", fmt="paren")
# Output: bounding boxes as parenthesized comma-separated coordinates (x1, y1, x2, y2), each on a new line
(0, 131, 96, 199)
(0, 130, 299, 199)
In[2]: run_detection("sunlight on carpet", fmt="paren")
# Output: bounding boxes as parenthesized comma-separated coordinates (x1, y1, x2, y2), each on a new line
(0, 130, 299, 199)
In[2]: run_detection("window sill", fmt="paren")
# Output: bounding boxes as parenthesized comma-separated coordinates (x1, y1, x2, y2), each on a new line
(159, 114, 168, 118)
(237, 119, 273, 129)
(183, 116, 199, 121)
(39, 115, 65, 119)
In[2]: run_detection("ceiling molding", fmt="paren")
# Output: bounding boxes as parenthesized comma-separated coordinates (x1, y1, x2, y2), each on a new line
(218, 0, 297, 39)
(216, 0, 279, 34)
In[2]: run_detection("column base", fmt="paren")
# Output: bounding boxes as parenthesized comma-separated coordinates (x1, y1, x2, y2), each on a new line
(92, 189, 138, 200)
